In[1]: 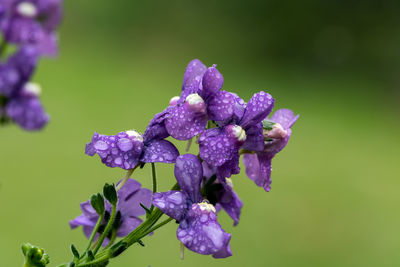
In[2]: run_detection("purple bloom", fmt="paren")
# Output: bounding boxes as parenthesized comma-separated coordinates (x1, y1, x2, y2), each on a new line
(5, 82, 49, 130)
(152, 154, 232, 258)
(70, 178, 152, 245)
(199, 91, 275, 180)
(165, 59, 236, 140)
(85, 123, 179, 170)
(243, 109, 299, 191)
(0, 0, 62, 56)
(0, 46, 38, 97)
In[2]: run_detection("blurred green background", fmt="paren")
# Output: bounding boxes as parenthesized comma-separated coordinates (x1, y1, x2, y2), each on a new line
(1, 0, 400, 266)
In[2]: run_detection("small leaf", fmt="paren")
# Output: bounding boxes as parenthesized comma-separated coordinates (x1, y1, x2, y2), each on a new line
(70, 244, 79, 259)
(103, 183, 117, 206)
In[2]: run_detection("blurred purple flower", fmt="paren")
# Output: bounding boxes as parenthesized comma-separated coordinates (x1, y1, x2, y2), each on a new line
(5, 82, 49, 130)
(243, 109, 299, 191)
(152, 154, 232, 258)
(0, 0, 62, 56)
(70, 178, 152, 246)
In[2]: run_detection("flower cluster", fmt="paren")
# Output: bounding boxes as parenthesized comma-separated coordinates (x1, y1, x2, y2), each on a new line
(0, 0, 63, 130)
(71, 59, 298, 262)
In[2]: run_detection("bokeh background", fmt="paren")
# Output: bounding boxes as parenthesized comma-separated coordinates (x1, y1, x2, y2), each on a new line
(1, 1, 400, 266)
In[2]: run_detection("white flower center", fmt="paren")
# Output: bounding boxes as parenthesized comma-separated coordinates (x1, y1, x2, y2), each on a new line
(264, 123, 287, 139)
(198, 201, 216, 213)
(231, 125, 247, 142)
(16, 2, 38, 18)
(23, 82, 41, 96)
(185, 93, 204, 106)
(125, 130, 143, 142)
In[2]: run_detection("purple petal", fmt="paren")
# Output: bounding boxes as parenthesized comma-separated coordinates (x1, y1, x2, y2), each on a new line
(241, 123, 264, 151)
(201, 65, 223, 100)
(216, 153, 240, 180)
(165, 103, 207, 140)
(120, 188, 152, 217)
(118, 179, 152, 217)
(199, 128, 238, 167)
(6, 95, 49, 131)
(141, 140, 179, 163)
(85, 131, 144, 170)
(182, 59, 207, 92)
(174, 154, 203, 203)
(177, 202, 229, 256)
(207, 90, 235, 122)
(243, 153, 272, 192)
(216, 186, 243, 226)
(212, 233, 232, 258)
(239, 91, 274, 129)
(270, 108, 299, 129)
(143, 107, 172, 141)
(80, 200, 98, 219)
(116, 216, 142, 237)
(152, 191, 188, 221)
(202, 161, 216, 179)
(69, 215, 95, 229)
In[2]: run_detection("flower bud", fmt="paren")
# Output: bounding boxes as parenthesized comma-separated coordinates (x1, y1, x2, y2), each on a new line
(263, 122, 287, 139)
(169, 96, 180, 106)
(90, 193, 105, 216)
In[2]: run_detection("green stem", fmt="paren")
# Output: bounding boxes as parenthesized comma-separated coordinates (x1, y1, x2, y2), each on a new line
(81, 213, 104, 258)
(151, 163, 157, 194)
(103, 229, 117, 250)
(116, 165, 138, 191)
(92, 204, 116, 255)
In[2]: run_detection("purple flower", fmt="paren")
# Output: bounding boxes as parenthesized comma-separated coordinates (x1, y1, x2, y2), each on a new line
(243, 109, 299, 191)
(70, 178, 152, 246)
(198, 91, 275, 180)
(165, 59, 236, 140)
(202, 161, 243, 226)
(0, 46, 38, 97)
(0, 0, 62, 56)
(152, 154, 232, 258)
(5, 82, 49, 130)
(85, 123, 179, 170)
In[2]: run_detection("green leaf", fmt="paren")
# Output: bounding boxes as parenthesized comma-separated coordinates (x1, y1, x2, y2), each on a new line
(70, 244, 79, 259)
(103, 183, 117, 205)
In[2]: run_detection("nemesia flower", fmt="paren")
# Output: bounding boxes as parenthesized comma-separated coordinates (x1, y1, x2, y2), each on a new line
(69, 178, 152, 246)
(165, 59, 236, 140)
(152, 154, 232, 258)
(85, 118, 179, 170)
(0, 0, 62, 56)
(5, 82, 49, 130)
(243, 109, 299, 191)
(199, 91, 275, 181)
